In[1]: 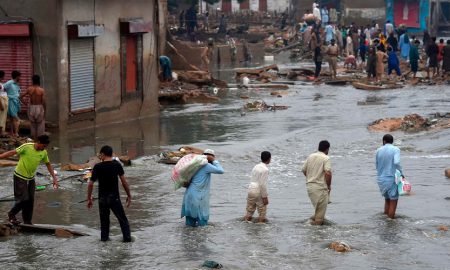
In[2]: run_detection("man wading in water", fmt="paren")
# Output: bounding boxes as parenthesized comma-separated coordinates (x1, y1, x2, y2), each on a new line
(87, 145, 132, 242)
(181, 149, 224, 227)
(0, 135, 58, 224)
(302, 141, 332, 225)
(243, 151, 271, 223)
(376, 134, 404, 219)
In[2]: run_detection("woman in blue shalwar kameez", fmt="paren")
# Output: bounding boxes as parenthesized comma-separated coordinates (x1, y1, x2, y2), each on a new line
(181, 149, 224, 227)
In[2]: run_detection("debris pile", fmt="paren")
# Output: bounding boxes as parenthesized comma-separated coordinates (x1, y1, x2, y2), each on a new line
(158, 146, 204, 165)
(329, 241, 351, 253)
(369, 113, 450, 132)
(235, 64, 279, 83)
(243, 100, 289, 112)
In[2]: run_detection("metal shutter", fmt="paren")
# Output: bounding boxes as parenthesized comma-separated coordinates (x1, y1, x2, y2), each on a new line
(69, 38, 95, 113)
(0, 37, 33, 112)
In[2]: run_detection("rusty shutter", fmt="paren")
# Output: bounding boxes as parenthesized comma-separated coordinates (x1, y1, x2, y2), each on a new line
(0, 37, 33, 112)
(125, 35, 137, 93)
(240, 0, 250, 10)
(69, 38, 95, 113)
(222, 0, 232, 13)
(259, 0, 267, 12)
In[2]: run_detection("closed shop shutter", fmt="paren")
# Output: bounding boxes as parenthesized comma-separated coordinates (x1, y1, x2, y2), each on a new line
(69, 38, 95, 113)
(259, 0, 267, 12)
(222, 0, 232, 13)
(0, 37, 33, 112)
(240, 0, 250, 10)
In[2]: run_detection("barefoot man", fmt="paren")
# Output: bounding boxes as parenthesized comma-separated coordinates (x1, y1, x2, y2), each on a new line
(376, 134, 404, 219)
(20, 75, 46, 140)
(302, 140, 332, 225)
(243, 151, 271, 223)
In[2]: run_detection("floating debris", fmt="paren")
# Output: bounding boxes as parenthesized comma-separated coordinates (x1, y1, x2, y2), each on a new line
(329, 241, 351, 252)
(243, 100, 289, 112)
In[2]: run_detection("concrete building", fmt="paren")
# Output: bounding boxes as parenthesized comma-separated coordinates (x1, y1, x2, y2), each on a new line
(429, 0, 450, 35)
(210, 0, 289, 13)
(0, 0, 166, 130)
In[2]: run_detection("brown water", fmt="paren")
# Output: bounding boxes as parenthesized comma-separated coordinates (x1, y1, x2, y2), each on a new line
(1, 65, 450, 269)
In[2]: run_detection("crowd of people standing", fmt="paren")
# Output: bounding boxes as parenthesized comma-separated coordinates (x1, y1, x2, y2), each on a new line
(302, 16, 450, 82)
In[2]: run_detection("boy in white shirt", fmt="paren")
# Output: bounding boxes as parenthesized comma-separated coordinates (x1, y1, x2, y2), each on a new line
(243, 151, 271, 223)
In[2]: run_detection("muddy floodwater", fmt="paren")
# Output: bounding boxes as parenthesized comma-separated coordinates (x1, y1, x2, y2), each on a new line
(1, 65, 450, 269)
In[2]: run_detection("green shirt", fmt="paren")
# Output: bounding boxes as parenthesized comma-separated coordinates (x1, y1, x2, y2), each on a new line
(14, 143, 49, 180)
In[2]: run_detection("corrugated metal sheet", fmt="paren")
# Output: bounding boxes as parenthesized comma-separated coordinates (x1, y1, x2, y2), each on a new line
(0, 37, 33, 112)
(69, 39, 95, 113)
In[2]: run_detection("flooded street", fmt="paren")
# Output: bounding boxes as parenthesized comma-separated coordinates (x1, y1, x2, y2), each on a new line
(1, 65, 450, 269)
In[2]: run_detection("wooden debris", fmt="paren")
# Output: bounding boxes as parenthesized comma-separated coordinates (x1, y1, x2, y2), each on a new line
(61, 155, 131, 171)
(445, 169, 450, 178)
(244, 100, 289, 112)
(0, 224, 88, 237)
(55, 228, 75, 238)
(329, 241, 351, 252)
(176, 70, 212, 85)
(0, 224, 19, 236)
(0, 159, 18, 167)
(352, 82, 403, 91)
(18, 224, 88, 237)
(159, 89, 220, 104)
(235, 64, 278, 76)
(158, 146, 204, 165)
(245, 84, 289, 89)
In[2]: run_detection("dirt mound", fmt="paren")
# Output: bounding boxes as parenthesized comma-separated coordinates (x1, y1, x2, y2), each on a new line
(369, 113, 450, 132)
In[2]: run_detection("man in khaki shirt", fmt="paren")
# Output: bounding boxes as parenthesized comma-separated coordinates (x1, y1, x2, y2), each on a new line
(302, 140, 332, 225)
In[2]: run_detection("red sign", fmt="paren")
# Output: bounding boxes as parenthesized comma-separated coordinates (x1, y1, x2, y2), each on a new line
(0, 24, 30, 37)
(394, 0, 420, 28)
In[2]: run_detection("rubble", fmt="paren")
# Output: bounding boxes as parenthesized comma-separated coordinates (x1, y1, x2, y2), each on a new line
(243, 100, 289, 112)
(61, 155, 131, 171)
(158, 146, 204, 165)
(235, 64, 278, 77)
(352, 82, 404, 91)
(368, 114, 450, 132)
(329, 241, 351, 252)
(357, 96, 387, 106)
(0, 224, 19, 237)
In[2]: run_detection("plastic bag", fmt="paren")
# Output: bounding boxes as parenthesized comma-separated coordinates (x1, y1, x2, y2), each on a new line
(395, 170, 411, 196)
(171, 154, 208, 190)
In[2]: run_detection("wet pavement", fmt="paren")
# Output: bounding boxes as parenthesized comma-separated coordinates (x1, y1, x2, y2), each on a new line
(1, 63, 450, 269)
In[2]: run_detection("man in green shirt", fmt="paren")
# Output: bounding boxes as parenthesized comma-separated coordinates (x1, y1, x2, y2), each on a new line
(0, 135, 58, 224)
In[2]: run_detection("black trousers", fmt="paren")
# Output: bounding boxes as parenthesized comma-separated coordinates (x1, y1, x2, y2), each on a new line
(9, 175, 35, 224)
(315, 61, 322, 78)
(99, 195, 131, 242)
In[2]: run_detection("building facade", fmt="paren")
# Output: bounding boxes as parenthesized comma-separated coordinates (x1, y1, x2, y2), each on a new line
(0, 0, 166, 130)
(201, 0, 289, 13)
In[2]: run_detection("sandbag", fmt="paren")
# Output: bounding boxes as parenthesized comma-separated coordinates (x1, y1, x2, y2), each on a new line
(171, 154, 208, 190)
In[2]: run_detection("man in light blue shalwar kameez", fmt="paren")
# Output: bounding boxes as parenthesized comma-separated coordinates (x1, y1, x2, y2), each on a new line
(376, 134, 404, 219)
(398, 32, 411, 61)
(181, 149, 224, 226)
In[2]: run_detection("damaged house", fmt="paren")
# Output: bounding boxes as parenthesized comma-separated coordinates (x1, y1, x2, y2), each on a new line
(0, 0, 167, 130)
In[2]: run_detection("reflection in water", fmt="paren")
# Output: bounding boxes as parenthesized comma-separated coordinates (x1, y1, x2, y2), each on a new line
(52, 116, 161, 164)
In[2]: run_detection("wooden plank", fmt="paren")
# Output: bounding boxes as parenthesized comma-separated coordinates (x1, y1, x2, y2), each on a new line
(235, 64, 278, 75)
(18, 224, 88, 237)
